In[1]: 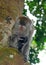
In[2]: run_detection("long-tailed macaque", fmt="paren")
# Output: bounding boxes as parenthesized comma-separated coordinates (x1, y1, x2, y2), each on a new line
(8, 15, 34, 62)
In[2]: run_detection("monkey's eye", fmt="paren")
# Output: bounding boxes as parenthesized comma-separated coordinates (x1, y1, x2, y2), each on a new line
(19, 20, 26, 26)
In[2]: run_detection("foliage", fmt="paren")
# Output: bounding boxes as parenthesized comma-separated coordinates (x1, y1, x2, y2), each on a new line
(23, 0, 46, 64)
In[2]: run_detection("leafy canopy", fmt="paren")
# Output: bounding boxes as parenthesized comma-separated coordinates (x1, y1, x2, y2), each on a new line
(23, 0, 46, 64)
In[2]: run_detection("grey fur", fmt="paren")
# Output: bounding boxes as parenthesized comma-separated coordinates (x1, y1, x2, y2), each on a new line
(8, 16, 34, 62)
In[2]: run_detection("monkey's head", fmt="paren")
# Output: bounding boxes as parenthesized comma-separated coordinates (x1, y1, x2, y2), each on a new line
(12, 15, 34, 36)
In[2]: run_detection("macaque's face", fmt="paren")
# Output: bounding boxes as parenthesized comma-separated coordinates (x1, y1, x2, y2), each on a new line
(12, 16, 32, 36)
(17, 19, 27, 34)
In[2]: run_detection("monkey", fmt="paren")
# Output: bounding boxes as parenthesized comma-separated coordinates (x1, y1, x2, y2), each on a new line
(8, 15, 34, 62)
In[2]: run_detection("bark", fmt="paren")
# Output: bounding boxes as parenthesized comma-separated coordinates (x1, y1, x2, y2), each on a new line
(0, 47, 30, 65)
(0, 0, 24, 45)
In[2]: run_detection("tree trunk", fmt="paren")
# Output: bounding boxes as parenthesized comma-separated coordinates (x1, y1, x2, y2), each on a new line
(0, 0, 24, 45)
(0, 0, 31, 65)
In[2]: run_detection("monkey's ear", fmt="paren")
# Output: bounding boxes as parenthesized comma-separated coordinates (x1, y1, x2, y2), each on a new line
(30, 20, 35, 25)
(30, 25, 35, 35)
